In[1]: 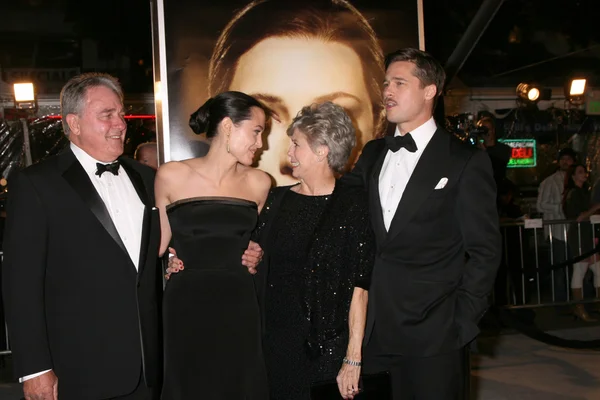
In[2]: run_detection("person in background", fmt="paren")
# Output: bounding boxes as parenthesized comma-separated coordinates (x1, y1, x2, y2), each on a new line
(497, 179, 526, 222)
(536, 147, 576, 303)
(134, 142, 158, 170)
(476, 116, 512, 187)
(562, 163, 600, 321)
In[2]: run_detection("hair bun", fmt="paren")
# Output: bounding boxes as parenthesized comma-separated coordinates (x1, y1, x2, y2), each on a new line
(189, 97, 215, 134)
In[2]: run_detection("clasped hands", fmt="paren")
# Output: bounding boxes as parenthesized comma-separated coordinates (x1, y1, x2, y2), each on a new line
(165, 241, 263, 278)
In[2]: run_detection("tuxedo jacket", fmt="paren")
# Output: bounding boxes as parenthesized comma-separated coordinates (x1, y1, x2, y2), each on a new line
(2, 149, 162, 400)
(342, 128, 501, 357)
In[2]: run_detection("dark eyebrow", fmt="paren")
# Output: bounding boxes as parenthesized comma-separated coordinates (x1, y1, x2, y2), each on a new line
(250, 93, 289, 122)
(313, 91, 362, 104)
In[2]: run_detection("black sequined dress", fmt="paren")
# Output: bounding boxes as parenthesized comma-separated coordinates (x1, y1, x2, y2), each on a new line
(255, 182, 375, 400)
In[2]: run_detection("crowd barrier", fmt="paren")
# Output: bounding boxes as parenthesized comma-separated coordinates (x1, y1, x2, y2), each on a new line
(1, 219, 599, 361)
(494, 217, 600, 351)
(496, 217, 600, 309)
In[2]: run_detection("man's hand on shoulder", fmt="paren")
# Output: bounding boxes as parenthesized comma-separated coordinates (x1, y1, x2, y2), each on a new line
(23, 370, 58, 400)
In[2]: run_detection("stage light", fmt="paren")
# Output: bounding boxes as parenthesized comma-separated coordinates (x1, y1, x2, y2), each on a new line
(565, 78, 587, 105)
(517, 83, 539, 102)
(516, 83, 551, 104)
(13, 83, 37, 109)
(527, 87, 540, 101)
(569, 79, 586, 96)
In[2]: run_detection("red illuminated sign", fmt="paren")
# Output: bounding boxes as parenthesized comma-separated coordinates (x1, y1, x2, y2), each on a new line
(511, 147, 534, 159)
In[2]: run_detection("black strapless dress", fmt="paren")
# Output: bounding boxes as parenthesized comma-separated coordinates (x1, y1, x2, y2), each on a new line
(161, 197, 268, 400)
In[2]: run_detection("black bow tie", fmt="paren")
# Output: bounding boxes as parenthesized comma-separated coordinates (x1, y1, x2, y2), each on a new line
(96, 161, 121, 177)
(384, 133, 417, 153)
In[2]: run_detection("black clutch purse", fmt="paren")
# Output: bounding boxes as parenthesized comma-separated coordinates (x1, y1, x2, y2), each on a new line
(310, 371, 392, 399)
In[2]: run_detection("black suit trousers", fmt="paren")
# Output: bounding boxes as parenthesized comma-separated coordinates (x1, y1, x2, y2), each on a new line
(106, 368, 159, 400)
(363, 328, 468, 400)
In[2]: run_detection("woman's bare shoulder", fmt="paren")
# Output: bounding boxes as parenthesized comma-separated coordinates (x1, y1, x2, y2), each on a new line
(241, 167, 270, 191)
(156, 160, 195, 182)
(238, 167, 272, 205)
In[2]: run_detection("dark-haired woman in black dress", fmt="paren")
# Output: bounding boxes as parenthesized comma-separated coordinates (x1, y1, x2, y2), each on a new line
(155, 91, 271, 399)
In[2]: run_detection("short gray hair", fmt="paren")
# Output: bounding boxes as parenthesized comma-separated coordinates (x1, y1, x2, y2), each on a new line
(287, 102, 356, 174)
(60, 73, 123, 137)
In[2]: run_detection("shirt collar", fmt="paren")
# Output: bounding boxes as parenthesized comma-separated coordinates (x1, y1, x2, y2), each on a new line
(70, 142, 118, 176)
(394, 117, 437, 153)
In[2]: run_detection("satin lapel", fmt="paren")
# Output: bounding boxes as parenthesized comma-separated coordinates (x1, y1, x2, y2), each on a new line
(136, 210, 151, 277)
(120, 158, 150, 206)
(120, 160, 151, 276)
(384, 129, 450, 246)
(369, 147, 389, 244)
(61, 152, 128, 257)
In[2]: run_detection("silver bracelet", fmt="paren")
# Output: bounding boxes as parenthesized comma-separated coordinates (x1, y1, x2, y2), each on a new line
(342, 357, 362, 367)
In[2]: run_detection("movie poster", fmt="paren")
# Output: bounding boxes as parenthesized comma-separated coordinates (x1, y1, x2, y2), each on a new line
(153, 0, 422, 185)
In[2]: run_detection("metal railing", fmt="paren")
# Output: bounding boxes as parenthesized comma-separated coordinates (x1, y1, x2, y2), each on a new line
(496, 216, 600, 309)
(0, 219, 597, 361)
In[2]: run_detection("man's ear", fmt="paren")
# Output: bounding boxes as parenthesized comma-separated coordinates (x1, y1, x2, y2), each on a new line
(424, 84, 437, 101)
(66, 114, 80, 136)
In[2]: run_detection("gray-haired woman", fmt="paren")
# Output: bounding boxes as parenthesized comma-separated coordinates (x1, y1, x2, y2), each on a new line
(167, 101, 375, 399)
(253, 101, 375, 399)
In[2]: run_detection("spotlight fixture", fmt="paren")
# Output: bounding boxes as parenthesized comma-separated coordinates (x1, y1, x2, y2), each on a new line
(516, 83, 551, 104)
(13, 82, 37, 109)
(528, 87, 540, 101)
(565, 78, 587, 105)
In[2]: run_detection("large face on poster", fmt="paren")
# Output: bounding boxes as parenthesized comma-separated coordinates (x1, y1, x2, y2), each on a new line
(156, 0, 421, 185)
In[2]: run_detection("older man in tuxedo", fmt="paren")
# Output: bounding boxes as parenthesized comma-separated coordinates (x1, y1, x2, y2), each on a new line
(2, 73, 163, 400)
(342, 48, 501, 399)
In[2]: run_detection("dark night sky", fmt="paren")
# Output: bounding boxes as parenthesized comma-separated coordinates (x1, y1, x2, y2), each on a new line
(3, 0, 600, 91)
(425, 0, 600, 87)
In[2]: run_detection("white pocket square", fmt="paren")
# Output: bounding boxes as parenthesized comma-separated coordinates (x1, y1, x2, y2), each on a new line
(434, 177, 448, 190)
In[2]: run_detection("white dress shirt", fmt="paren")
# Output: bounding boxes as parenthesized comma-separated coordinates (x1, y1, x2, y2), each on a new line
(379, 117, 437, 231)
(20, 143, 145, 382)
(536, 170, 568, 241)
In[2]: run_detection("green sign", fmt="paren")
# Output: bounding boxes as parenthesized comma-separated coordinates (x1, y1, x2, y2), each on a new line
(498, 138, 537, 168)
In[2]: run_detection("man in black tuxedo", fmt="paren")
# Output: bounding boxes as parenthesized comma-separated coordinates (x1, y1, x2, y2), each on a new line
(3, 73, 163, 400)
(343, 49, 501, 399)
